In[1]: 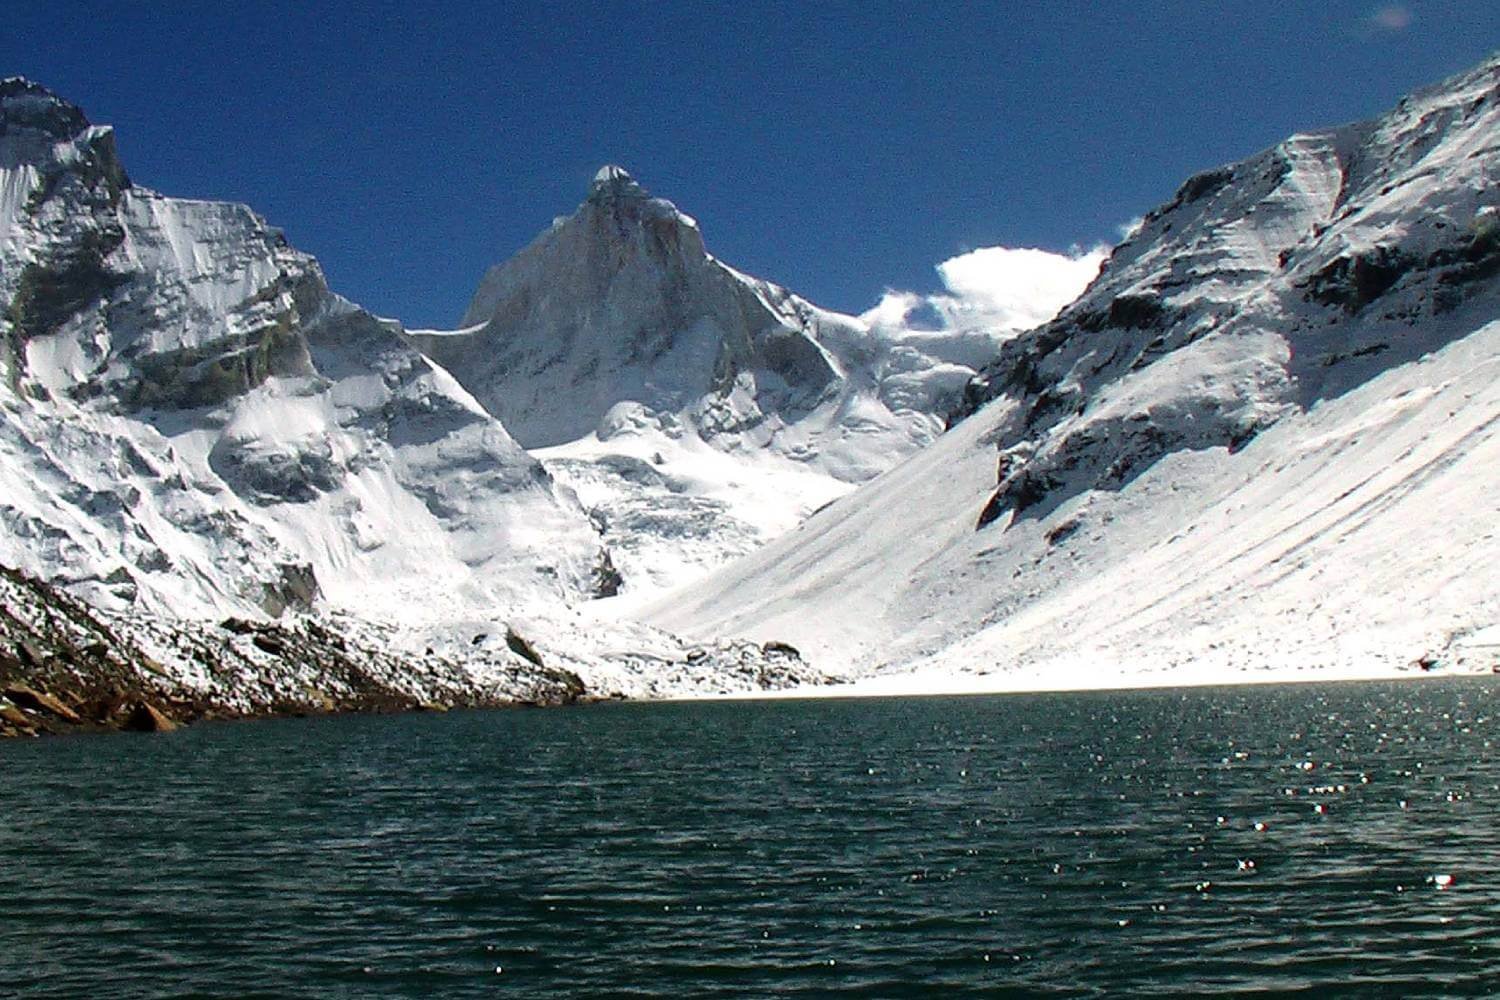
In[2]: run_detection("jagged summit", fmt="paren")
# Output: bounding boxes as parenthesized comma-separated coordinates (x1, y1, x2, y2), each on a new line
(0, 77, 92, 142)
(588, 164, 649, 203)
(0, 77, 56, 99)
(579, 164, 700, 244)
(430, 167, 843, 449)
(1, 77, 70, 107)
(0, 77, 128, 198)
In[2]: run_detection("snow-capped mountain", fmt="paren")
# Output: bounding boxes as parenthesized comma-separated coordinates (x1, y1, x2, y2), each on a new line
(0, 78, 608, 622)
(9, 50, 1496, 727)
(648, 54, 1500, 686)
(413, 166, 1027, 594)
(0, 80, 831, 717)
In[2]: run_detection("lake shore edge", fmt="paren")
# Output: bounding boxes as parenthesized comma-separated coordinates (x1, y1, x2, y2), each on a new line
(681, 660, 1497, 703)
(7, 635, 1495, 741)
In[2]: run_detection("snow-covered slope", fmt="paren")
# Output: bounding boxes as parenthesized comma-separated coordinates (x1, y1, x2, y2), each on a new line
(647, 54, 1500, 686)
(413, 166, 1048, 594)
(0, 78, 607, 622)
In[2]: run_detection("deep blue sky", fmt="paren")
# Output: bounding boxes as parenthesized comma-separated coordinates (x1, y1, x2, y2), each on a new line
(5, 2, 1497, 327)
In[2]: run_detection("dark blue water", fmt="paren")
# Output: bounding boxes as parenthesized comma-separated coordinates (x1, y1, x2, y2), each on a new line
(4, 678, 1500, 997)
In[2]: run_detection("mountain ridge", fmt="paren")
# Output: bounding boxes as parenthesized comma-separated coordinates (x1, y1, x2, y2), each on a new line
(0, 76, 607, 620)
(3, 54, 1497, 730)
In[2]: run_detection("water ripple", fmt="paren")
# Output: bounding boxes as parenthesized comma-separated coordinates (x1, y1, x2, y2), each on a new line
(4, 678, 1500, 996)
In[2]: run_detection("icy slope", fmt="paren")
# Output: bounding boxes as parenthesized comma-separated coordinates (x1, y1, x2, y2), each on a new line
(414, 166, 1064, 594)
(0, 78, 604, 620)
(647, 54, 1500, 685)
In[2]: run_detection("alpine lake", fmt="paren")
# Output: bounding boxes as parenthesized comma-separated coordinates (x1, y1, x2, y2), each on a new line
(5, 676, 1500, 997)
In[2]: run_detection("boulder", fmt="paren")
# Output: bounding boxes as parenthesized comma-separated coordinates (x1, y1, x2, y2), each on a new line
(252, 634, 286, 656)
(505, 628, 545, 667)
(3, 683, 82, 724)
(15, 639, 47, 668)
(1, 704, 34, 728)
(123, 701, 178, 733)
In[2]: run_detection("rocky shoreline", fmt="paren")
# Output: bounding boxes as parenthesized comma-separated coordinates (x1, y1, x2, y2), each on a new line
(0, 564, 819, 740)
(0, 675, 584, 741)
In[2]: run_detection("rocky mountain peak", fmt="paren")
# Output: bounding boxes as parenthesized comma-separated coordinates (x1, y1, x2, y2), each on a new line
(587, 164, 649, 204)
(0, 77, 90, 143)
(0, 77, 128, 197)
(574, 164, 699, 244)
(432, 164, 852, 449)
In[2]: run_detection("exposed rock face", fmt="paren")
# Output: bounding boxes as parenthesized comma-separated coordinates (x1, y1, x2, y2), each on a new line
(0, 79, 603, 621)
(0, 563, 608, 734)
(0, 561, 834, 736)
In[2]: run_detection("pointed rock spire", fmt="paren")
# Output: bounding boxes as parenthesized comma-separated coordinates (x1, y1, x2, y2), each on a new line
(587, 164, 649, 204)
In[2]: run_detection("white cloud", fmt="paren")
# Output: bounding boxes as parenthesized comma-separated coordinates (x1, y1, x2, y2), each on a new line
(863, 243, 1107, 337)
(861, 289, 924, 330)
(936, 245, 1108, 330)
(1368, 4, 1413, 31)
